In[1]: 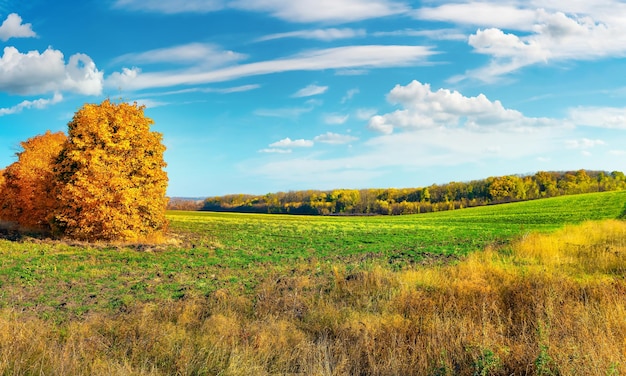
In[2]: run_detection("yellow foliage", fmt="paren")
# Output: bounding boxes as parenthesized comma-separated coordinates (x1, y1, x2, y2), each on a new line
(0, 131, 67, 230)
(52, 99, 168, 241)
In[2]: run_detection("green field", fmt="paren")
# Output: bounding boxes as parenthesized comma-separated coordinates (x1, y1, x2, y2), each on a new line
(0, 191, 624, 321)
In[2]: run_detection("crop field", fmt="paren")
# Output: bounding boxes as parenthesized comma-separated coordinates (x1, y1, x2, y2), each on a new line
(0, 190, 625, 375)
(0, 190, 625, 321)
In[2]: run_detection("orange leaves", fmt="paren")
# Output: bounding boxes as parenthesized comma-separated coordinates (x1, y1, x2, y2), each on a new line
(0, 131, 67, 231)
(53, 100, 168, 242)
(0, 100, 168, 242)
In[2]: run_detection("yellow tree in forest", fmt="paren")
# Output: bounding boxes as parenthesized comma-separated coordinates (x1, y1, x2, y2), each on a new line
(52, 100, 168, 241)
(0, 131, 67, 231)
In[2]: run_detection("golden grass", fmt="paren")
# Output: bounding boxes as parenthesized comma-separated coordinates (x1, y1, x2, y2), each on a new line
(1, 220, 625, 375)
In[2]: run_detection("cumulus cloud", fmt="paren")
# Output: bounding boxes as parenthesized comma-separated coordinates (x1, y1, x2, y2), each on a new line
(314, 132, 357, 144)
(257, 28, 366, 42)
(0, 47, 103, 95)
(0, 92, 63, 116)
(293, 84, 328, 98)
(415, 2, 626, 81)
(269, 137, 314, 148)
(324, 113, 349, 125)
(0, 13, 36, 41)
(368, 80, 555, 134)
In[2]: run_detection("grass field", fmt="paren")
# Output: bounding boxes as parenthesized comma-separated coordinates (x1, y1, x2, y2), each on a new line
(0, 191, 625, 374)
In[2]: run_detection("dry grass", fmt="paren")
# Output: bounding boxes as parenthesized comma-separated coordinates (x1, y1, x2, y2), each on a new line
(1, 220, 625, 375)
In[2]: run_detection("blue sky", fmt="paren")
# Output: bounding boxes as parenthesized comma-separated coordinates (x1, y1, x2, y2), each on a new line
(0, 0, 625, 197)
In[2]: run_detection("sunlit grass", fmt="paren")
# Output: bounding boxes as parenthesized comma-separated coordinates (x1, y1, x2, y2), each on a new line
(0, 191, 625, 374)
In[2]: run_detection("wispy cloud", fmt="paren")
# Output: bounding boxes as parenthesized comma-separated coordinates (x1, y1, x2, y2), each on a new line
(115, 0, 408, 23)
(257, 28, 366, 42)
(113, 43, 246, 67)
(341, 88, 359, 103)
(230, 0, 408, 23)
(314, 132, 357, 144)
(293, 84, 328, 98)
(254, 106, 314, 118)
(324, 113, 349, 125)
(0, 92, 63, 116)
(568, 106, 626, 129)
(139, 84, 261, 97)
(113, 0, 225, 14)
(373, 28, 466, 41)
(259, 148, 292, 154)
(565, 138, 606, 149)
(107, 45, 435, 92)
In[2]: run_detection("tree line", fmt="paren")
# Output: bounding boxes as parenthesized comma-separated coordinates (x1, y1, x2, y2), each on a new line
(195, 170, 626, 215)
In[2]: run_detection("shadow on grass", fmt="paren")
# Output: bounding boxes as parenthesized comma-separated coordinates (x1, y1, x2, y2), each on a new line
(618, 199, 626, 219)
(0, 221, 51, 242)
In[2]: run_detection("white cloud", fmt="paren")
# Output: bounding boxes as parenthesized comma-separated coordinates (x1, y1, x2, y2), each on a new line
(254, 106, 314, 118)
(113, 0, 225, 13)
(133, 98, 169, 108)
(113, 43, 246, 67)
(0, 92, 63, 116)
(257, 28, 366, 42)
(415, 3, 536, 31)
(259, 148, 292, 154)
(232, 0, 408, 23)
(609, 150, 626, 156)
(314, 132, 357, 145)
(426, 4, 626, 82)
(106, 45, 434, 91)
(568, 106, 626, 129)
(0, 47, 103, 95)
(355, 108, 377, 120)
(367, 80, 557, 134)
(115, 0, 408, 22)
(269, 137, 314, 148)
(373, 28, 467, 41)
(565, 138, 606, 149)
(341, 88, 359, 103)
(293, 84, 328, 98)
(250, 126, 563, 188)
(335, 69, 369, 76)
(324, 113, 349, 125)
(0, 13, 36, 41)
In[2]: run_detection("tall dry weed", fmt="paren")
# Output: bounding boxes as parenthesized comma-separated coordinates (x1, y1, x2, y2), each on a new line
(0, 220, 624, 375)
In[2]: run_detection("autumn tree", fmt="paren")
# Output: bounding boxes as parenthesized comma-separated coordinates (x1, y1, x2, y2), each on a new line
(52, 100, 168, 241)
(0, 131, 67, 231)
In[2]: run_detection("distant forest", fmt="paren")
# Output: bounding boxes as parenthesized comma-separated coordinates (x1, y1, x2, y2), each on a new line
(168, 170, 626, 215)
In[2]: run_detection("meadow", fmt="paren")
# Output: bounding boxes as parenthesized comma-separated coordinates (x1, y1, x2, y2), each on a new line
(0, 191, 625, 375)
